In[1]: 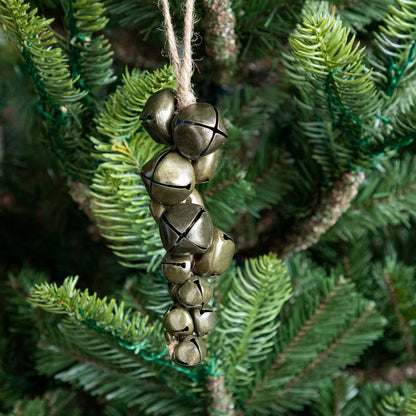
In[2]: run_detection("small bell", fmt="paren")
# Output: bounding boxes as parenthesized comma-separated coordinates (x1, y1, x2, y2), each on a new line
(183, 189, 205, 207)
(172, 103, 227, 160)
(168, 283, 180, 302)
(192, 227, 235, 276)
(173, 335, 207, 368)
(159, 203, 213, 255)
(150, 189, 204, 224)
(192, 150, 220, 184)
(140, 150, 195, 205)
(161, 253, 192, 284)
(163, 304, 194, 336)
(192, 307, 216, 337)
(177, 277, 213, 308)
(140, 88, 176, 145)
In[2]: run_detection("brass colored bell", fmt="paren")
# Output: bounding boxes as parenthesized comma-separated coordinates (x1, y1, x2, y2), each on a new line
(149, 200, 166, 223)
(192, 227, 235, 276)
(177, 277, 213, 308)
(173, 335, 207, 367)
(140, 88, 176, 145)
(172, 103, 227, 160)
(140, 150, 195, 205)
(150, 189, 204, 224)
(183, 189, 205, 207)
(192, 150, 220, 184)
(161, 253, 192, 284)
(192, 307, 216, 337)
(163, 304, 194, 336)
(159, 203, 213, 255)
(168, 283, 180, 302)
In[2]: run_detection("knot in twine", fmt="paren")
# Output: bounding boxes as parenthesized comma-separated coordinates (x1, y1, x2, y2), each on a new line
(160, 0, 197, 109)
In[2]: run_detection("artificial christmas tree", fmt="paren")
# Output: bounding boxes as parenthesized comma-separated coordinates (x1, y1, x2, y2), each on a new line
(2, 0, 416, 414)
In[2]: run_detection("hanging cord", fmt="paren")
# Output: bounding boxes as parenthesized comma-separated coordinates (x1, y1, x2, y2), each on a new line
(160, 0, 197, 109)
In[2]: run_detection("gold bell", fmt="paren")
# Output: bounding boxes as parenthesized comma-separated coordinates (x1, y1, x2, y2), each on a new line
(139, 88, 176, 145)
(140, 150, 195, 205)
(161, 253, 192, 284)
(163, 304, 194, 336)
(173, 335, 207, 368)
(192, 150, 220, 184)
(192, 307, 216, 337)
(150, 189, 205, 224)
(159, 203, 213, 255)
(177, 277, 213, 308)
(192, 227, 235, 276)
(172, 103, 227, 160)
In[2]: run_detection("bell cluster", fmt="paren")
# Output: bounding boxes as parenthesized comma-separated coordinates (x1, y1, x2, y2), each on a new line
(139, 89, 235, 368)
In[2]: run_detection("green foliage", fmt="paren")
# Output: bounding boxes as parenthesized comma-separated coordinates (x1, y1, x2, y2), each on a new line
(246, 256, 386, 414)
(325, 154, 416, 242)
(62, 0, 115, 95)
(373, 0, 416, 97)
(90, 66, 175, 270)
(216, 254, 292, 396)
(0, 0, 95, 179)
(29, 276, 162, 350)
(285, 3, 384, 183)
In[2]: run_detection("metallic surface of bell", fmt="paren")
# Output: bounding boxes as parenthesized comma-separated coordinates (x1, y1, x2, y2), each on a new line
(159, 203, 213, 255)
(177, 277, 213, 307)
(183, 189, 205, 207)
(140, 150, 195, 205)
(161, 253, 192, 284)
(168, 283, 180, 302)
(192, 227, 235, 276)
(172, 103, 227, 160)
(149, 201, 166, 223)
(163, 304, 194, 336)
(192, 307, 216, 337)
(173, 335, 207, 367)
(192, 150, 220, 184)
(140, 88, 176, 145)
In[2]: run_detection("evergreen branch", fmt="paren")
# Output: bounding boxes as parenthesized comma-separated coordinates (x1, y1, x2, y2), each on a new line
(373, 0, 416, 96)
(0, 0, 95, 179)
(36, 321, 204, 415)
(278, 171, 365, 256)
(405, 391, 416, 415)
(384, 270, 415, 362)
(206, 375, 235, 416)
(246, 271, 386, 414)
(217, 255, 292, 397)
(202, 0, 239, 83)
(64, 0, 115, 95)
(90, 67, 176, 269)
(375, 391, 406, 416)
(283, 303, 374, 393)
(325, 154, 416, 242)
(28, 276, 161, 351)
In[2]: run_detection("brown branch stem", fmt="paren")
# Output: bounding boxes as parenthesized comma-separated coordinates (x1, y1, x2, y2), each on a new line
(276, 171, 365, 258)
(202, 0, 239, 84)
(206, 375, 235, 416)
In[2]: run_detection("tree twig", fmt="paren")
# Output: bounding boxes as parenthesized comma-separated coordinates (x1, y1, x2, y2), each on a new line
(207, 375, 235, 416)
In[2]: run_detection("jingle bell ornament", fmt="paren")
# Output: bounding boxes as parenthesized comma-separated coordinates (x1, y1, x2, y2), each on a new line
(163, 304, 194, 336)
(192, 227, 235, 276)
(150, 189, 205, 224)
(168, 283, 180, 302)
(140, 150, 195, 205)
(192, 307, 216, 337)
(140, 88, 176, 145)
(159, 203, 213, 255)
(177, 277, 213, 308)
(192, 150, 220, 184)
(173, 335, 207, 368)
(172, 103, 227, 160)
(161, 253, 192, 284)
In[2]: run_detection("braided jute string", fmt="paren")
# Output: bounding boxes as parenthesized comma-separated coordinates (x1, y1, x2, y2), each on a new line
(160, 0, 197, 109)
